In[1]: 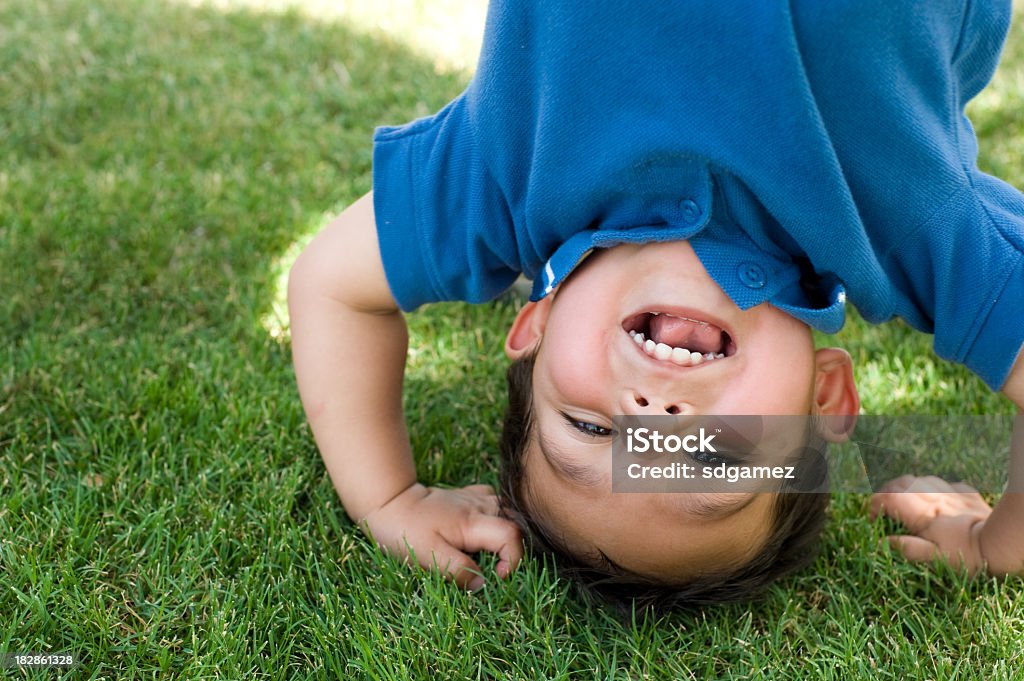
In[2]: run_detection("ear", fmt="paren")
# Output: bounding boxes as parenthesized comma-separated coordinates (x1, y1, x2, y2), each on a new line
(812, 347, 860, 442)
(504, 296, 554, 359)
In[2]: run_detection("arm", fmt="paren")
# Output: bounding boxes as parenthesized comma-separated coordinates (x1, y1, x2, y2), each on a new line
(288, 192, 521, 589)
(977, 349, 1024, 575)
(871, 347, 1024, 576)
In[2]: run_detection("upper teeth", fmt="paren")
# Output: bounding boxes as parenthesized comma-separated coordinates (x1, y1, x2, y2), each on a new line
(629, 330, 725, 366)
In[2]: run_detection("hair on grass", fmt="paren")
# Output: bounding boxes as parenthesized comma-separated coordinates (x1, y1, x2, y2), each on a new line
(498, 351, 830, 613)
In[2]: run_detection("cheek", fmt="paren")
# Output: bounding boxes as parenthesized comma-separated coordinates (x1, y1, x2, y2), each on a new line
(537, 332, 613, 408)
(736, 354, 815, 414)
(731, 312, 816, 413)
(548, 351, 606, 405)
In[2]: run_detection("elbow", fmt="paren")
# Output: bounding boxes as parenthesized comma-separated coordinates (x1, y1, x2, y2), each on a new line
(287, 247, 319, 320)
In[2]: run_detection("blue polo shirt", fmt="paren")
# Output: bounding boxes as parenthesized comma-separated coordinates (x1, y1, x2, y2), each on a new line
(372, 0, 1024, 390)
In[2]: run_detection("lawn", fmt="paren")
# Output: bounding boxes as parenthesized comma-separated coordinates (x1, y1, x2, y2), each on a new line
(2, 0, 1023, 678)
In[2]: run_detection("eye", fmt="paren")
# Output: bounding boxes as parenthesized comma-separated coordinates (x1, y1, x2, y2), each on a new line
(690, 450, 740, 467)
(560, 412, 614, 438)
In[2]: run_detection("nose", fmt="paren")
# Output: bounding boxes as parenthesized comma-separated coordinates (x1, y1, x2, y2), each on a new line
(622, 390, 688, 415)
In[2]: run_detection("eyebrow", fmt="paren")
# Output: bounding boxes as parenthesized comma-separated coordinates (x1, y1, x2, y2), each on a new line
(537, 429, 604, 488)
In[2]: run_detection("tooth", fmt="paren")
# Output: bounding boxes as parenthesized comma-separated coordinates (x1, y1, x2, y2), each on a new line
(654, 343, 672, 360)
(690, 351, 703, 364)
(705, 353, 715, 361)
(716, 353, 725, 359)
(670, 347, 691, 365)
(629, 329, 636, 337)
(644, 339, 656, 353)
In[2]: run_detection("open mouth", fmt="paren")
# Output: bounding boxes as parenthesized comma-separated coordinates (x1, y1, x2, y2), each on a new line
(621, 311, 737, 367)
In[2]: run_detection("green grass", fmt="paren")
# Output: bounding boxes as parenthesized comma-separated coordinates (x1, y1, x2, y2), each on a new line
(2, 0, 1023, 678)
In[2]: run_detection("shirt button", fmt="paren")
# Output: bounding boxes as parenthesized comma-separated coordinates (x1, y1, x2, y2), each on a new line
(738, 262, 767, 289)
(678, 199, 702, 225)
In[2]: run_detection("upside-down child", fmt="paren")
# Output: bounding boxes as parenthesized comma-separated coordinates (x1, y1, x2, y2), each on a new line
(289, 0, 1024, 606)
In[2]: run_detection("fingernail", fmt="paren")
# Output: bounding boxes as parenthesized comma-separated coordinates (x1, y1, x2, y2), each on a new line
(468, 576, 486, 592)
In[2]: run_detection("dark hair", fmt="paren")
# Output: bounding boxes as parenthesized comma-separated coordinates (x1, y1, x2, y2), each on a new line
(498, 351, 830, 612)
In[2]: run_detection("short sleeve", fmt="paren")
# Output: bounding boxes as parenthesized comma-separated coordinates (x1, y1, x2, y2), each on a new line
(948, 177, 1024, 390)
(372, 93, 521, 311)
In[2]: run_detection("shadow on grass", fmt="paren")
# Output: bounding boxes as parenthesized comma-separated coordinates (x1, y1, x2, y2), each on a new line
(1, 0, 468, 344)
(0, 0, 484, 456)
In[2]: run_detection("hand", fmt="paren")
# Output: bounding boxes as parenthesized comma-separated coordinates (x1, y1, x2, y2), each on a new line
(870, 475, 991, 574)
(360, 483, 524, 590)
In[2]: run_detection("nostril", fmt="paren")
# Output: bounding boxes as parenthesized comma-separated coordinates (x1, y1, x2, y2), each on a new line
(634, 394, 649, 407)
(665, 405, 680, 415)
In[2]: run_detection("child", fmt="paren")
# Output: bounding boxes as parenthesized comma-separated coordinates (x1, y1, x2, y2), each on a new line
(288, 0, 1024, 604)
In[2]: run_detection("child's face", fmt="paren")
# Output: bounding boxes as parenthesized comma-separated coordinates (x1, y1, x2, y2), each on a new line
(505, 240, 849, 580)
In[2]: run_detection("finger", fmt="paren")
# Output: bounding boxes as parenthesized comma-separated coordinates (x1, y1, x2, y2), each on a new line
(463, 484, 496, 497)
(885, 535, 940, 563)
(950, 482, 976, 494)
(457, 485, 500, 515)
(877, 474, 918, 494)
(459, 514, 524, 579)
(425, 542, 487, 591)
(480, 494, 500, 516)
(868, 492, 884, 519)
(915, 476, 955, 493)
(869, 492, 939, 533)
(869, 490, 899, 519)
(464, 492, 499, 516)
